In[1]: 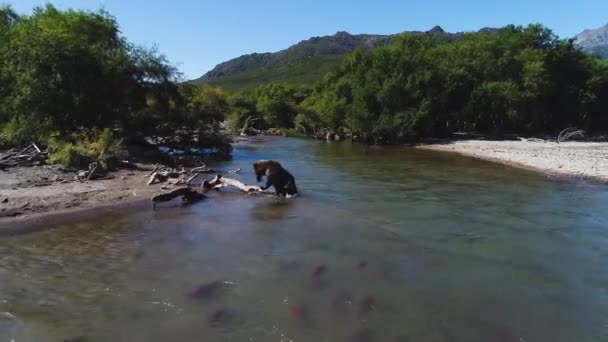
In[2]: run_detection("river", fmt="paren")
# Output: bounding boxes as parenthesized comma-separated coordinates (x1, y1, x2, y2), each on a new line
(1, 136, 607, 341)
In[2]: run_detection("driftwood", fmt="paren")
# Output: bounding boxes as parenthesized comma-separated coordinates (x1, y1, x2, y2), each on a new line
(147, 168, 187, 185)
(518, 137, 545, 142)
(146, 163, 243, 186)
(186, 173, 202, 186)
(76, 162, 106, 181)
(0, 143, 48, 170)
(151, 187, 206, 207)
(295, 122, 315, 139)
(240, 116, 263, 136)
(148, 172, 169, 185)
(558, 127, 585, 143)
(86, 162, 98, 180)
(191, 165, 211, 173)
(190, 166, 220, 174)
(149, 163, 161, 176)
(202, 174, 270, 194)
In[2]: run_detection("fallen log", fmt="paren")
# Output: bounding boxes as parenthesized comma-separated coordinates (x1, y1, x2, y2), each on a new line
(190, 168, 219, 174)
(86, 162, 98, 181)
(148, 163, 161, 176)
(0, 150, 47, 169)
(76, 162, 105, 181)
(148, 172, 168, 185)
(147, 170, 185, 185)
(0, 149, 17, 160)
(151, 187, 206, 207)
(240, 116, 263, 136)
(202, 174, 271, 194)
(557, 127, 585, 143)
(186, 173, 202, 186)
(191, 165, 210, 173)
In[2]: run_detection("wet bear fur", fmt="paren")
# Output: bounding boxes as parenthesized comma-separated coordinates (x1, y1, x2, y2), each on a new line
(253, 160, 298, 197)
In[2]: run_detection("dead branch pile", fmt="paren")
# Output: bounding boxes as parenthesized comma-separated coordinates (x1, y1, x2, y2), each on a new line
(202, 174, 272, 194)
(558, 127, 586, 143)
(147, 163, 242, 186)
(147, 164, 188, 185)
(0, 143, 47, 169)
(240, 116, 263, 136)
(78, 162, 98, 180)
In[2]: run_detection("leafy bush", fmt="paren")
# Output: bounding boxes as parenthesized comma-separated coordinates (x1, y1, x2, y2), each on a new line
(48, 129, 127, 168)
(0, 116, 55, 148)
(278, 128, 304, 137)
(0, 5, 231, 158)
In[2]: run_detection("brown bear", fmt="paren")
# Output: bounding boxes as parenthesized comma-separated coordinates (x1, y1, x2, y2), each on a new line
(253, 160, 298, 197)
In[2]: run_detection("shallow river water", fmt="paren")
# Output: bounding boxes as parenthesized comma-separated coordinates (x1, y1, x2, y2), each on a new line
(1, 137, 608, 342)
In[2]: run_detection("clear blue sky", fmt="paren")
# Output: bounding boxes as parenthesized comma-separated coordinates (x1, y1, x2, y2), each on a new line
(8, 0, 608, 79)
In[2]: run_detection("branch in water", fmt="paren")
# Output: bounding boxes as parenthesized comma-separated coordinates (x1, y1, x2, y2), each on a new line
(202, 174, 272, 194)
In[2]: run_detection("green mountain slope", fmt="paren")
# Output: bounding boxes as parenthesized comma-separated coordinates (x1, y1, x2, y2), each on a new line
(193, 31, 397, 82)
(203, 54, 344, 91)
(191, 26, 494, 90)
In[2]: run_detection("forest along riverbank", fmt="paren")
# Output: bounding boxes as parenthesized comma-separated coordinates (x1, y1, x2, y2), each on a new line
(3, 137, 608, 226)
(418, 140, 608, 183)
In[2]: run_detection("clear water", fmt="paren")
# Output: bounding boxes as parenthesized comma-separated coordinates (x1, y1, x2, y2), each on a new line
(1, 137, 608, 342)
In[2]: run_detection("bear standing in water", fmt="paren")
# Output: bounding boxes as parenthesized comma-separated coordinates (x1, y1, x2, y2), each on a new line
(253, 160, 298, 197)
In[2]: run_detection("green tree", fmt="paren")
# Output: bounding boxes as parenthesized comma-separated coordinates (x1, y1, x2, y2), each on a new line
(299, 24, 608, 143)
(0, 4, 230, 159)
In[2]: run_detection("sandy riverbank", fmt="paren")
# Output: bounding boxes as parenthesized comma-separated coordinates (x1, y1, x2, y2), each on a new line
(0, 164, 165, 228)
(418, 140, 608, 183)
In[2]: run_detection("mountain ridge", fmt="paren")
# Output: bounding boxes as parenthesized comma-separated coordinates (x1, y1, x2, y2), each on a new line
(192, 26, 471, 84)
(574, 23, 608, 58)
(191, 24, 607, 89)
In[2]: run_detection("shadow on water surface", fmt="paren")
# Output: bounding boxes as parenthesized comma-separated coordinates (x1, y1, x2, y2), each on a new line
(0, 137, 608, 341)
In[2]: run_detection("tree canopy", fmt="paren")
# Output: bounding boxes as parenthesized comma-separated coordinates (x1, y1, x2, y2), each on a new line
(2, 5, 607, 161)
(294, 25, 608, 143)
(0, 4, 230, 162)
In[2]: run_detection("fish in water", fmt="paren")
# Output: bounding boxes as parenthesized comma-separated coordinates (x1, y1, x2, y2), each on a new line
(290, 303, 313, 328)
(358, 261, 368, 269)
(190, 281, 223, 300)
(311, 265, 327, 280)
(359, 295, 376, 317)
(209, 308, 232, 328)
